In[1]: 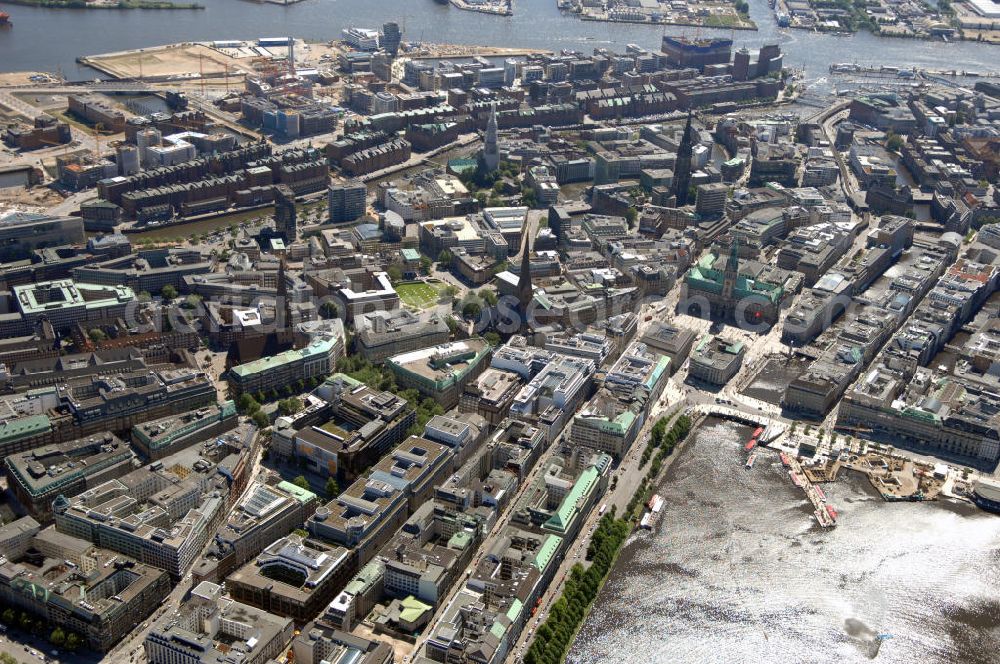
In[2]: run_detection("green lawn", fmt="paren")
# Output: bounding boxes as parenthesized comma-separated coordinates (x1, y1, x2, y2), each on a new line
(396, 281, 443, 309)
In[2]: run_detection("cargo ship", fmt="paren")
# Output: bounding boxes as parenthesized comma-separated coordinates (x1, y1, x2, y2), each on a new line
(779, 452, 791, 468)
(826, 505, 838, 523)
(648, 494, 664, 513)
(745, 452, 757, 469)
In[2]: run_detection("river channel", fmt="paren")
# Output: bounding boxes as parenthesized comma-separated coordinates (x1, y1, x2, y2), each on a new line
(0, 0, 997, 84)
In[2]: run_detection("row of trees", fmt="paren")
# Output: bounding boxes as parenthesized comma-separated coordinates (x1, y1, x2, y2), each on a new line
(459, 288, 504, 324)
(336, 355, 397, 392)
(399, 388, 446, 437)
(235, 393, 271, 429)
(385, 255, 436, 283)
(48, 627, 82, 651)
(236, 377, 322, 410)
(640, 413, 693, 467)
(0, 608, 83, 651)
(334, 356, 445, 436)
(277, 397, 303, 416)
(629, 413, 694, 518)
(290, 474, 339, 499)
(458, 156, 521, 190)
(523, 514, 631, 664)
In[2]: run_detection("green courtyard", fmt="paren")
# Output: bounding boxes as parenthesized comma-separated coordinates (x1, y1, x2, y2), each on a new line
(396, 280, 446, 309)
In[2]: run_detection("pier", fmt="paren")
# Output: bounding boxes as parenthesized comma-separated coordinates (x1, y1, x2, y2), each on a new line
(783, 453, 837, 527)
(691, 404, 786, 443)
(829, 63, 1000, 81)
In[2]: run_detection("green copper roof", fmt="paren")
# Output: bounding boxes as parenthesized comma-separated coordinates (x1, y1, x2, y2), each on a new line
(685, 252, 784, 304)
(399, 596, 433, 623)
(448, 531, 473, 550)
(134, 402, 236, 450)
(326, 373, 363, 388)
(13, 280, 134, 315)
(0, 415, 51, 445)
(345, 560, 384, 596)
(276, 480, 318, 504)
(544, 466, 601, 534)
(576, 409, 638, 435)
(533, 534, 563, 572)
(490, 620, 507, 640)
(231, 335, 339, 379)
(644, 356, 671, 392)
(506, 598, 524, 624)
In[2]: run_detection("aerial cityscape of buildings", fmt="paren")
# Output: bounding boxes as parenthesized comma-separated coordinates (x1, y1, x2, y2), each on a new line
(0, 4, 999, 664)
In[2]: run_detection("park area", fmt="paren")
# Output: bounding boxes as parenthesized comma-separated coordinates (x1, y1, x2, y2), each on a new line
(396, 280, 446, 309)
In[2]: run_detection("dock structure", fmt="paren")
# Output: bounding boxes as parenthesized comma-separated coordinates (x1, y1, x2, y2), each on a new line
(691, 404, 786, 443)
(782, 453, 837, 528)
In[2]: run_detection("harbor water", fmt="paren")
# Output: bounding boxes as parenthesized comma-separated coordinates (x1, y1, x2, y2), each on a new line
(568, 418, 1000, 664)
(0, 0, 997, 85)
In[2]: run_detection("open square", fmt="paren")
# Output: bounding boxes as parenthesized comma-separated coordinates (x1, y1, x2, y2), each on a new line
(395, 280, 443, 309)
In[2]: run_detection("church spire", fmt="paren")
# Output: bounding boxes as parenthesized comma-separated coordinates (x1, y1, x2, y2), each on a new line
(673, 111, 694, 207)
(277, 257, 292, 331)
(517, 234, 533, 327)
(483, 102, 500, 172)
(727, 236, 740, 273)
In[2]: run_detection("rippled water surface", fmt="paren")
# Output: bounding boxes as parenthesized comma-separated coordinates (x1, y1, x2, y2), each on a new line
(569, 419, 1000, 664)
(0, 0, 999, 81)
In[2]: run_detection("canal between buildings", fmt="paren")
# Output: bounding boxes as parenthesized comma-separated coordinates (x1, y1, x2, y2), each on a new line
(569, 418, 1000, 664)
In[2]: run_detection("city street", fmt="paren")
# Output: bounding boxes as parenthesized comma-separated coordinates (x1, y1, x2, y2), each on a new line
(108, 434, 268, 664)
(405, 426, 576, 664)
(505, 380, 690, 664)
